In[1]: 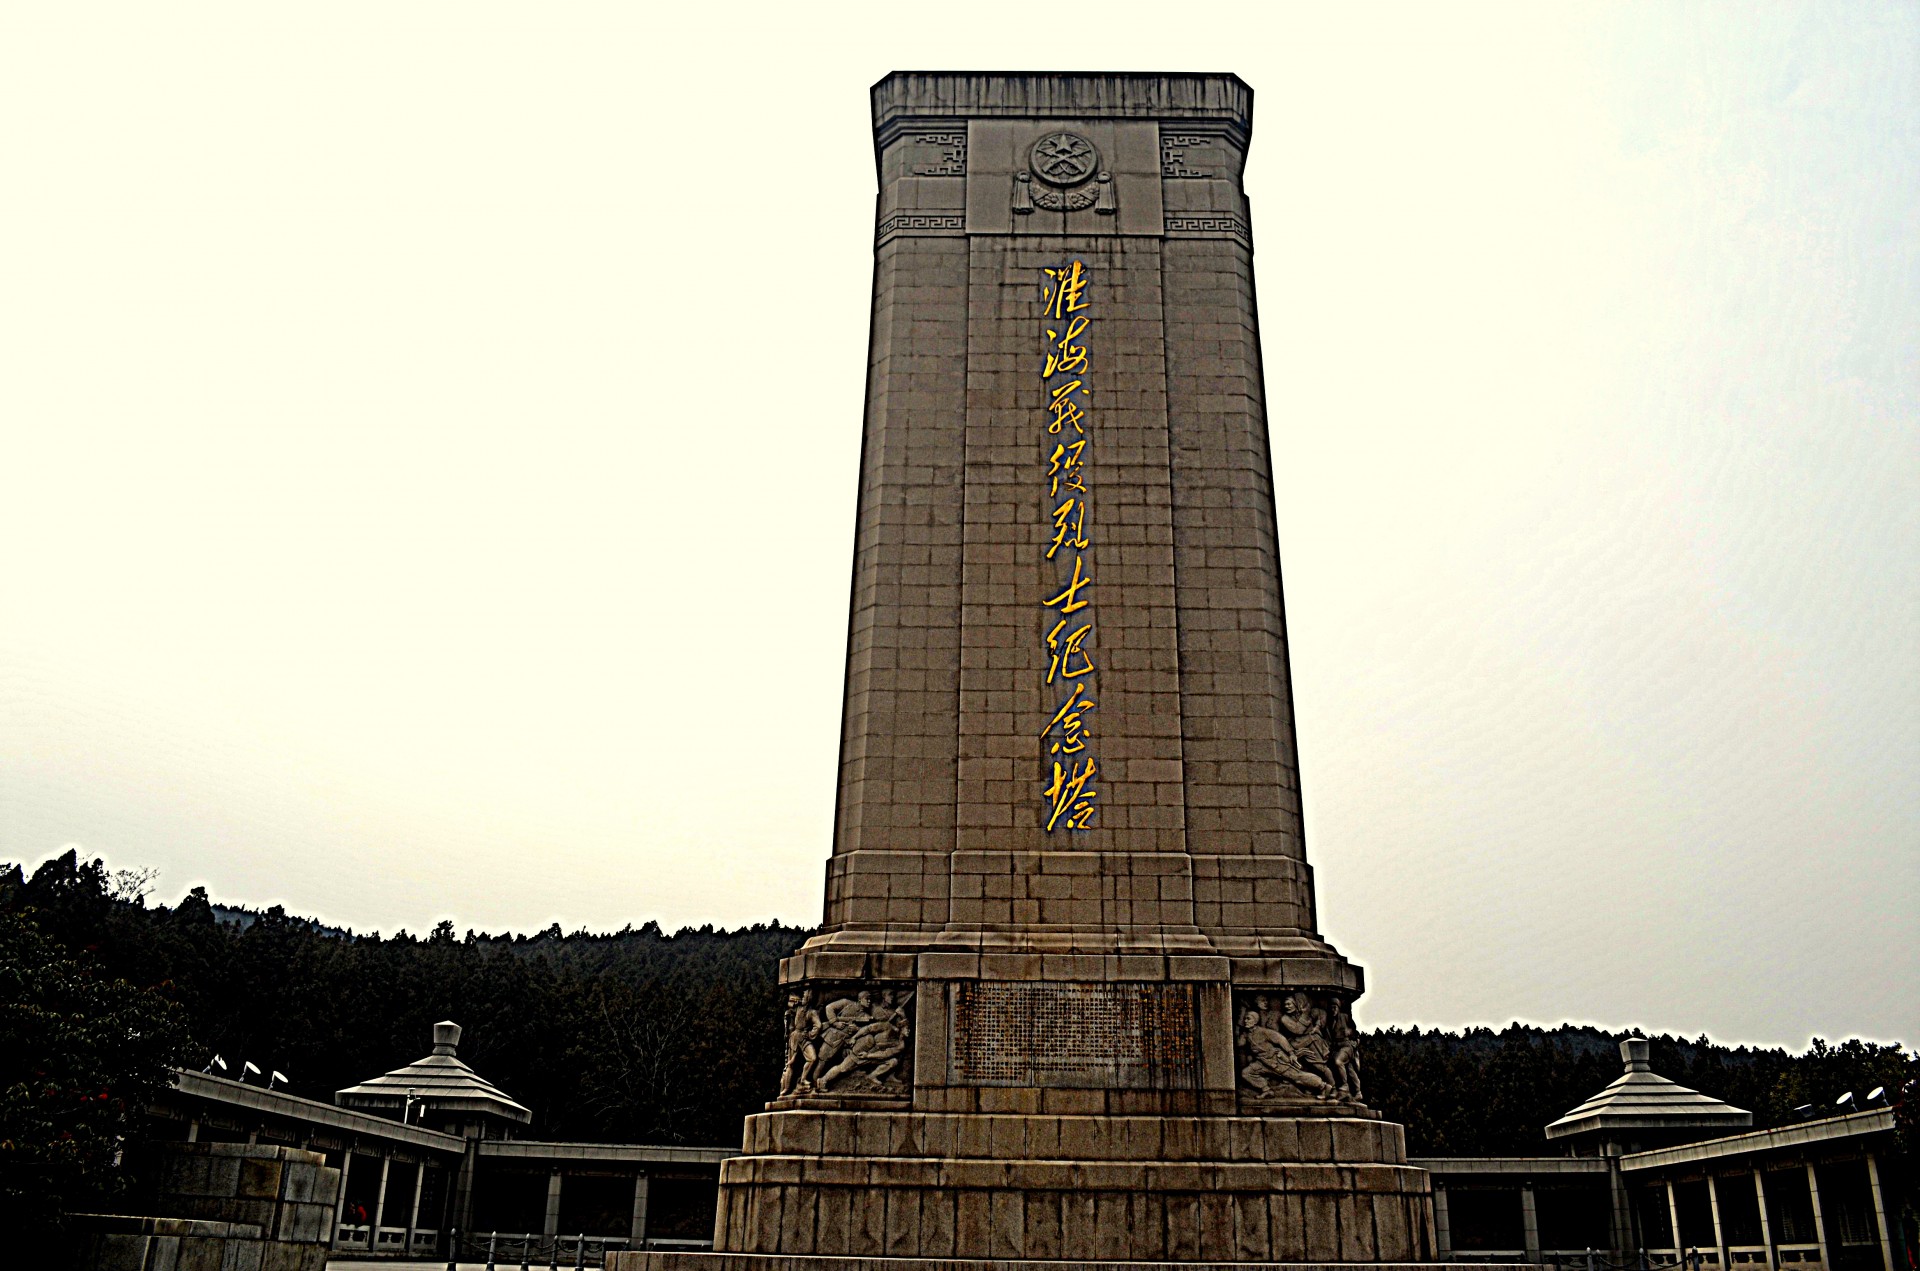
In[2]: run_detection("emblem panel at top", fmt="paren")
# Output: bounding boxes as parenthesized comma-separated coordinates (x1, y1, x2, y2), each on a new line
(875, 119, 1252, 243)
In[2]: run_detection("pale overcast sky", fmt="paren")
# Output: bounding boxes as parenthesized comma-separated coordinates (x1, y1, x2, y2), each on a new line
(2, 3, 1914, 1049)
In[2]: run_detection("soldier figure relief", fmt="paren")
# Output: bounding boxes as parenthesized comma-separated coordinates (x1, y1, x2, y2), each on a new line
(778, 990, 823, 1099)
(778, 985, 913, 1099)
(1235, 990, 1364, 1105)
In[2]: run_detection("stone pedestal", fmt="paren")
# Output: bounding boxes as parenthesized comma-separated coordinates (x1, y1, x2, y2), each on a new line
(720, 1109, 1428, 1263)
(67, 1142, 341, 1271)
(686, 71, 1435, 1267)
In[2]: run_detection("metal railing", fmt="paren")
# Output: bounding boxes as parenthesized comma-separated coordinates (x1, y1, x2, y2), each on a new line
(334, 1222, 442, 1254)
(454, 1229, 632, 1270)
(1543, 1251, 1715, 1271)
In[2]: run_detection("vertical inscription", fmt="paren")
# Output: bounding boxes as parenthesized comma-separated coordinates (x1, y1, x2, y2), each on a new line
(1040, 262, 1098, 831)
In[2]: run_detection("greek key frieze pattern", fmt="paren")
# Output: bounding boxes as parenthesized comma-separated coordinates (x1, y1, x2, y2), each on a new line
(911, 131, 967, 176)
(1164, 215, 1252, 246)
(1161, 133, 1215, 178)
(875, 213, 966, 244)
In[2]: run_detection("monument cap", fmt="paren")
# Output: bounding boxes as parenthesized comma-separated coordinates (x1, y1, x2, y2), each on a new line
(871, 70, 1254, 145)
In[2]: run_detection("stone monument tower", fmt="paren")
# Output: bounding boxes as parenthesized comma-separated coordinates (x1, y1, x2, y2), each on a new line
(710, 72, 1435, 1265)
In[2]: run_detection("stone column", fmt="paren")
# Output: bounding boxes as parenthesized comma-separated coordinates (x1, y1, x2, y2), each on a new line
(1609, 1150, 1636, 1256)
(452, 1139, 479, 1241)
(1806, 1164, 1832, 1271)
(333, 1148, 354, 1247)
(371, 1153, 392, 1234)
(1522, 1181, 1542, 1262)
(1754, 1168, 1773, 1266)
(1432, 1181, 1452, 1259)
(543, 1170, 563, 1241)
(1709, 1173, 1728, 1268)
(629, 1174, 649, 1250)
(1865, 1154, 1895, 1271)
(408, 1160, 427, 1248)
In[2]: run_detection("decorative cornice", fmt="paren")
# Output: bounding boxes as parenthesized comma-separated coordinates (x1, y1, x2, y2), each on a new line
(1164, 214, 1253, 248)
(875, 212, 966, 245)
(873, 71, 1251, 125)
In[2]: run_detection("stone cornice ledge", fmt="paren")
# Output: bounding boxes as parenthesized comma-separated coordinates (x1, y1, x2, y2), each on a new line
(871, 70, 1253, 131)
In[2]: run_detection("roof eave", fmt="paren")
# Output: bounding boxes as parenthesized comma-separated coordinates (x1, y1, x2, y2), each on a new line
(337, 1091, 533, 1123)
(1547, 1112, 1755, 1139)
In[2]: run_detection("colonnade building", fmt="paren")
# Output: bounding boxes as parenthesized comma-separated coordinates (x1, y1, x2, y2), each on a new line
(1417, 1040, 1905, 1271)
(133, 1026, 1906, 1271)
(141, 1022, 733, 1263)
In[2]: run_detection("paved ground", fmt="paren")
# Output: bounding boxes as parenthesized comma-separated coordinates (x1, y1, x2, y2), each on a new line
(327, 1259, 672, 1269)
(329, 1250, 682, 1269)
(327, 1252, 673, 1268)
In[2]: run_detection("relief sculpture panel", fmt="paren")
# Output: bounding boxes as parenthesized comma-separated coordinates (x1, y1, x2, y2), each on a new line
(1233, 988, 1365, 1109)
(1012, 131, 1117, 216)
(778, 983, 913, 1100)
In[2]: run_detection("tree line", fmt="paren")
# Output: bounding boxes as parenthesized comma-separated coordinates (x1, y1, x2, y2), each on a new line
(2, 849, 1913, 1225)
(2, 851, 804, 1147)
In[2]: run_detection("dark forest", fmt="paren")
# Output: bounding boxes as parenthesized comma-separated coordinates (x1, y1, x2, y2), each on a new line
(5, 849, 1912, 1160)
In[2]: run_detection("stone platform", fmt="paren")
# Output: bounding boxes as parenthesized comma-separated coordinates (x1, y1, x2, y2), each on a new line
(709, 1110, 1431, 1264)
(65, 1141, 340, 1271)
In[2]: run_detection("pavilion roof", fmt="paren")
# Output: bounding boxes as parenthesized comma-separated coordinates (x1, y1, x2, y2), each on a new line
(1545, 1037, 1751, 1140)
(335, 1021, 532, 1125)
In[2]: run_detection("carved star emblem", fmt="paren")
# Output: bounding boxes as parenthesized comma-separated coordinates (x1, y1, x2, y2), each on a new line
(1030, 132, 1098, 188)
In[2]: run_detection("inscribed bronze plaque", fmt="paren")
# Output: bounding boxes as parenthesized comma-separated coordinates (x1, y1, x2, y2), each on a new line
(947, 981, 1199, 1089)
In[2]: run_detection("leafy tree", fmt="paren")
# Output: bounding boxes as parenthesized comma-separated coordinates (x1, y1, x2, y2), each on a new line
(0, 905, 192, 1239)
(2, 852, 807, 1146)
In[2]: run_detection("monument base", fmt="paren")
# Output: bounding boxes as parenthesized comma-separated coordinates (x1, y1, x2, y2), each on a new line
(697, 1110, 1434, 1264)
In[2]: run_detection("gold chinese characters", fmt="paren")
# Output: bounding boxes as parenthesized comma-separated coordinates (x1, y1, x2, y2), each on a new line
(1040, 261, 1098, 832)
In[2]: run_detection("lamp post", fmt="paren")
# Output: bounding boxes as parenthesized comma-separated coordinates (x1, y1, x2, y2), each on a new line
(403, 1088, 429, 1124)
